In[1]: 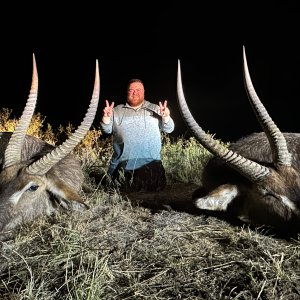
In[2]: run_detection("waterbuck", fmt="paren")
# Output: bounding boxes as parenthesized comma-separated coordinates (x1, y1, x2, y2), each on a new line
(177, 47, 300, 230)
(0, 54, 100, 236)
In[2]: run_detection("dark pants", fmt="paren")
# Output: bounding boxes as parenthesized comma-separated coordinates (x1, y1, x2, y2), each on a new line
(111, 160, 167, 192)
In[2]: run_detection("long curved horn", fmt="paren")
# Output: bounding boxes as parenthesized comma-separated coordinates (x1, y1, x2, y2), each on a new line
(243, 46, 291, 167)
(177, 59, 270, 182)
(4, 54, 38, 168)
(26, 60, 100, 175)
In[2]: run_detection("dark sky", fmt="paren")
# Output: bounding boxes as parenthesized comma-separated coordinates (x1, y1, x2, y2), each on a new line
(2, 3, 300, 143)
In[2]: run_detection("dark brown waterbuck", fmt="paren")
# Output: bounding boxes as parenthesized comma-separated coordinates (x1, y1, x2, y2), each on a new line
(177, 47, 300, 230)
(0, 54, 100, 236)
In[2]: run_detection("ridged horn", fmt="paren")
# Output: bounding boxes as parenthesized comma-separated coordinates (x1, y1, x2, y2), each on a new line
(243, 46, 291, 167)
(26, 60, 100, 175)
(4, 54, 38, 168)
(177, 59, 270, 182)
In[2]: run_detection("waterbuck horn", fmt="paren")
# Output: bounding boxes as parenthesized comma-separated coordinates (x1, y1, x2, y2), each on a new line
(3, 54, 38, 168)
(242, 46, 291, 167)
(177, 59, 270, 181)
(26, 60, 100, 175)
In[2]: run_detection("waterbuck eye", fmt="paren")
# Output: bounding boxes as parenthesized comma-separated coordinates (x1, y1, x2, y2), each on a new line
(27, 184, 39, 192)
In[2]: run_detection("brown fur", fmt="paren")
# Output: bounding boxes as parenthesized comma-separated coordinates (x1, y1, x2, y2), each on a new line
(0, 133, 87, 235)
(195, 132, 300, 230)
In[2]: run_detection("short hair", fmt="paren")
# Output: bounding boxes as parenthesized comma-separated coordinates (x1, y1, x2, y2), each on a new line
(127, 79, 144, 89)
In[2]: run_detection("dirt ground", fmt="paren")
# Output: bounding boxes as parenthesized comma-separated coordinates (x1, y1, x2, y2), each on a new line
(123, 182, 200, 213)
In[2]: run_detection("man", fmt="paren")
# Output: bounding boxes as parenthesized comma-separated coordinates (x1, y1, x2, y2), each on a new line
(100, 78, 175, 192)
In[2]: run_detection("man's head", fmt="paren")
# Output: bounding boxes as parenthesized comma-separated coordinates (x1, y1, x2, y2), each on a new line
(127, 79, 145, 108)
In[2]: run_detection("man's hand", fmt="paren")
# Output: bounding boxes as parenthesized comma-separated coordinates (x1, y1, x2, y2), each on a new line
(102, 100, 115, 124)
(159, 100, 170, 123)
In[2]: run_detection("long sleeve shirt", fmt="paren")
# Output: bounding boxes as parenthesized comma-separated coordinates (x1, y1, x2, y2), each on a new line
(100, 100, 175, 175)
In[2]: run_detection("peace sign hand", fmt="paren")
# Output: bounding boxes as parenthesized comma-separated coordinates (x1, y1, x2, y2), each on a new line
(102, 100, 115, 124)
(103, 100, 115, 117)
(159, 100, 170, 122)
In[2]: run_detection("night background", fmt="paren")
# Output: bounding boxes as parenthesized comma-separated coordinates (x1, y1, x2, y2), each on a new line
(1, 3, 300, 143)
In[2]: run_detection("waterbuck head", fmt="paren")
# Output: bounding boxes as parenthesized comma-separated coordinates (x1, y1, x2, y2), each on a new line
(0, 54, 100, 236)
(177, 47, 300, 230)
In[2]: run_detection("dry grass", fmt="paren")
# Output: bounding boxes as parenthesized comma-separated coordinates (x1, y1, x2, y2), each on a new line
(1, 188, 300, 299)
(0, 110, 300, 299)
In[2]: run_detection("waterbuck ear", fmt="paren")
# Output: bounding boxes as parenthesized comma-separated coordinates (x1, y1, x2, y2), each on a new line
(46, 178, 89, 212)
(194, 184, 239, 211)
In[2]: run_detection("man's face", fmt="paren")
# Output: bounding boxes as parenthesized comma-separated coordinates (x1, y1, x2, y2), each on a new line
(127, 82, 145, 107)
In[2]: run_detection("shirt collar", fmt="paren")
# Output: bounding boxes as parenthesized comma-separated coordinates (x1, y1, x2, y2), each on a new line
(124, 100, 147, 110)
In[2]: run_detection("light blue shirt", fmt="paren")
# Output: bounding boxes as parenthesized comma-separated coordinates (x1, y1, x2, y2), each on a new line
(100, 100, 175, 174)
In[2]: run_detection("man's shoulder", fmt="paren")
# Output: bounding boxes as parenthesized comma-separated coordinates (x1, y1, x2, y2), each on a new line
(113, 103, 126, 112)
(143, 100, 160, 113)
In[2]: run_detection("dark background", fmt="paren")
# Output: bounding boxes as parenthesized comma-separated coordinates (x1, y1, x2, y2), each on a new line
(2, 3, 300, 143)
